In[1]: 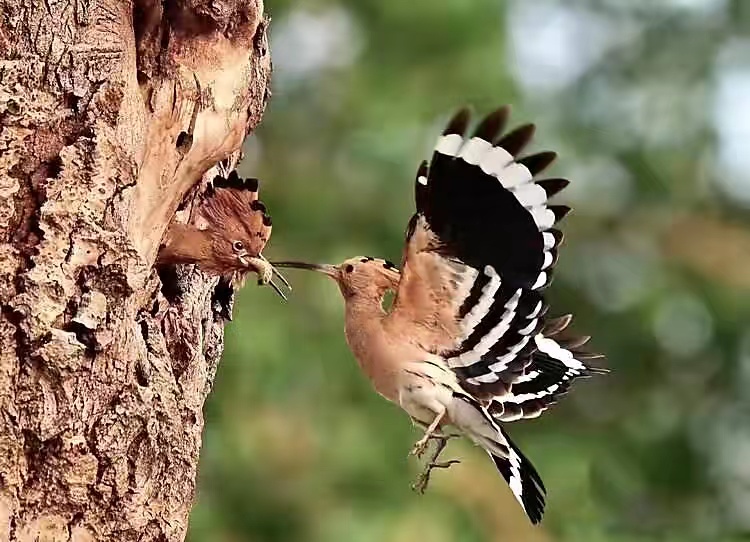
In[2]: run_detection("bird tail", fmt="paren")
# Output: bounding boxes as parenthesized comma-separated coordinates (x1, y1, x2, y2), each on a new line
(447, 392, 546, 524)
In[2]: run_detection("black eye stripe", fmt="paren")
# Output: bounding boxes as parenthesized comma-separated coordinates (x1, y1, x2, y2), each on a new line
(344, 264, 354, 273)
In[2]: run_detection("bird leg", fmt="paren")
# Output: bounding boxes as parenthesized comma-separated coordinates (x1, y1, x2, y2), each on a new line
(411, 434, 461, 495)
(410, 410, 446, 458)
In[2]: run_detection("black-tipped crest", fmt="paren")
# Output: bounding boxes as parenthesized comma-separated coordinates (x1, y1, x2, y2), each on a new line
(213, 172, 260, 193)
(246, 177, 259, 192)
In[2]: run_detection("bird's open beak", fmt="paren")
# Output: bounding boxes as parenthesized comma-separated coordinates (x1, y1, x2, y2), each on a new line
(270, 261, 338, 279)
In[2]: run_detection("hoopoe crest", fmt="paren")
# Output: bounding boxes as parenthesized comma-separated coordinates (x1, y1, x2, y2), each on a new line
(274, 106, 607, 524)
(158, 169, 290, 298)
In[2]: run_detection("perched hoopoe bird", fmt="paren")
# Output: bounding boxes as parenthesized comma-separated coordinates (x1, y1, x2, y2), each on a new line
(273, 106, 607, 524)
(158, 169, 290, 298)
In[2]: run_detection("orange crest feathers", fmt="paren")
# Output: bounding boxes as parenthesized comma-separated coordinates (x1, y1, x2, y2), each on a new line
(199, 170, 272, 259)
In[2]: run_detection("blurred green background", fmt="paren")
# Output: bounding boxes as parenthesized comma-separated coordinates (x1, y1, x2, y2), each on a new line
(188, 0, 750, 540)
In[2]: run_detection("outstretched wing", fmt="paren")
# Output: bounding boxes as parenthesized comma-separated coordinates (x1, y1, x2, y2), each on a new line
(387, 107, 604, 402)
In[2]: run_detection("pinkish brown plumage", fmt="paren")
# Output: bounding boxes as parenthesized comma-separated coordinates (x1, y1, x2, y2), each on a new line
(158, 170, 289, 298)
(273, 106, 608, 524)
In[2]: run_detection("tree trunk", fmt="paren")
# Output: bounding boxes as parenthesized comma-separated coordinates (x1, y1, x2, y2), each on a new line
(0, 0, 271, 539)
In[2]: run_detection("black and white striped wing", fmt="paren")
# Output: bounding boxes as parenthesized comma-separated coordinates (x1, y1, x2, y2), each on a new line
(489, 324, 608, 422)
(390, 107, 601, 399)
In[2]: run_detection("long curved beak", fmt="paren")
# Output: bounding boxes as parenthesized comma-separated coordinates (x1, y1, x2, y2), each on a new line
(271, 261, 338, 278)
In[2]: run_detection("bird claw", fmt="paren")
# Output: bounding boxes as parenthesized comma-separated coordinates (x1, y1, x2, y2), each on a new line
(408, 430, 458, 459)
(411, 459, 461, 495)
(409, 436, 430, 458)
(408, 432, 460, 494)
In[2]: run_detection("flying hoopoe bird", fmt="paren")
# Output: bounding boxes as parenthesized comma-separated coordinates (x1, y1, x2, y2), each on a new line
(158, 169, 290, 298)
(273, 106, 607, 524)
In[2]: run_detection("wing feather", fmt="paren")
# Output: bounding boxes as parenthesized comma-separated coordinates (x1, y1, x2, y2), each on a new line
(387, 107, 605, 404)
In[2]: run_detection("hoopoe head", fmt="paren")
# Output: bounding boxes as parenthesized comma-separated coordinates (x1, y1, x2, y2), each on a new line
(195, 172, 272, 274)
(158, 170, 290, 298)
(273, 256, 400, 300)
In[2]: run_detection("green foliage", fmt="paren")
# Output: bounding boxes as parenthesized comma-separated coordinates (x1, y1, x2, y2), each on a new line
(190, 0, 750, 540)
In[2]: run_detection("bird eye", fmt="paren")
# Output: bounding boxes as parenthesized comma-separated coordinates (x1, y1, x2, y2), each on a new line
(344, 264, 354, 273)
(232, 241, 244, 252)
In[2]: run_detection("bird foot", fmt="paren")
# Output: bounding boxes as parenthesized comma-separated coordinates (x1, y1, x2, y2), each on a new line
(408, 431, 458, 459)
(411, 459, 461, 494)
(409, 435, 431, 458)
(409, 432, 460, 494)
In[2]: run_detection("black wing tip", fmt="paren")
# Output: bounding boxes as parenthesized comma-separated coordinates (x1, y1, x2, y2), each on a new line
(497, 123, 536, 157)
(537, 178, 569, 198)
(582, 364, 610, 376)
(443, 107, 472, 135)
(535, 272, 554, 291)
(533, 336, 609, 378)
(558, 335, 590, 349)
(549, 228, 564, 246)
(542, 314, 573, 336)
(546, 249, 560, 269)
(519, 151, 557, 176)
(472, 106, 511, 142)
(550, 205, 571, 224)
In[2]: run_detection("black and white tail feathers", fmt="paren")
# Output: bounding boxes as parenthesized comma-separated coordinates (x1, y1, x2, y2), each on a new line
(490, 429, 546, 525)
(450, 393, 546, 524)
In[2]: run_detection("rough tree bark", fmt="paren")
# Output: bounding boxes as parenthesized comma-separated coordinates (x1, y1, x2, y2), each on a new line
(0, 0, 271, 539)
